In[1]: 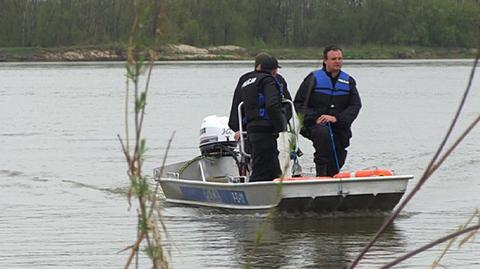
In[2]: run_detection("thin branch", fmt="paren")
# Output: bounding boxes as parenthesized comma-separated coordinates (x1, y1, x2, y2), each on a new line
(245, 136, 289, 267)
(134, 61, 153, 171)
(133, 72, 141, 169)
(349, 49, 480, 268)
(423, 49, 480, 178)
(426, 115, 480, 179)
(147, 131, 176, 257)
(122, 2, 168, 269)
(149, 131, 175, 217)
(380, 224, 480, 269)
(246, 208, 277, 264)
(431, 209, 480, 269)
(125, 75, 131, 164)
(117, 134, 131, 163)
(129, 10, 141, 171)
(138, 52, 156, 138)
(138, 196, 154, 266)
(123, 231, 146, 269)
(133, 73, 172, 269)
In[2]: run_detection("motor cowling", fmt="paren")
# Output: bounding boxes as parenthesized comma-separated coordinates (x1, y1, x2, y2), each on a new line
(199, 115, 237, 156)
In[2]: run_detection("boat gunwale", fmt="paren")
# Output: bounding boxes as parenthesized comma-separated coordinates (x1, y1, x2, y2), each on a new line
(156, 175, 414, 187)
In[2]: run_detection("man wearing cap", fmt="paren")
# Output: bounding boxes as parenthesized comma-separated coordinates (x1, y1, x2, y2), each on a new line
(228, 53, 290, 181)
(294, 45, 361, 177)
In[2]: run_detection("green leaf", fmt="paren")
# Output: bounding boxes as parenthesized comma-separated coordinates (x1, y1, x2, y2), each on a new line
(138, 217, 149, 233)
(135, 92, 147, 112)
(136, 177, 150, 197)
(140, 138, 148, 155)
(145, 245, 164, 259)
(254, 229, 263, 245)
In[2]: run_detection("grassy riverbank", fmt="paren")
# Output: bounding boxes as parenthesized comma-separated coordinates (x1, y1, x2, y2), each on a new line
(269, 45, 477, 59)
(0, 44, 476, 62)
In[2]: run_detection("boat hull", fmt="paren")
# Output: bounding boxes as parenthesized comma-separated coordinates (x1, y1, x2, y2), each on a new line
(158, 175, 412, 212)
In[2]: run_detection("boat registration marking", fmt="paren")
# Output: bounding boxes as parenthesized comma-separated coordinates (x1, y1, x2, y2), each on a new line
(180, 186, 249, 205)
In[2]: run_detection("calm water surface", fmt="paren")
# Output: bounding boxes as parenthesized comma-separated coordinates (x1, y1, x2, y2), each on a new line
(0, 60, 479, 268)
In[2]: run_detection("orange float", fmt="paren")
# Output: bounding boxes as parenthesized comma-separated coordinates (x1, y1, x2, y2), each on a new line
(334, 169, 394, 178)
(354, 169, 393, 177)
(333, 172, 354, 178)
(274, 168, 394, 181)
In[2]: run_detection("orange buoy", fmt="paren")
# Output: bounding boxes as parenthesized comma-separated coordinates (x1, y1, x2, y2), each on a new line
(274, 169, 394, 181)
(333, 168, 394, 178)
(333, 172, 354, 178)
(355, 169, 393, 177)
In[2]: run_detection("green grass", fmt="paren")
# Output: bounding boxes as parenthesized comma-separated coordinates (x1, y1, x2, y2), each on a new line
(0, 47, 41, 55)
(259, 45, 476, 60)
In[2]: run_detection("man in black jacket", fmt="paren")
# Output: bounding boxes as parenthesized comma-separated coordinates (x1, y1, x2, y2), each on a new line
(294, 46, 361, 176)
(228, 53, 290, 181)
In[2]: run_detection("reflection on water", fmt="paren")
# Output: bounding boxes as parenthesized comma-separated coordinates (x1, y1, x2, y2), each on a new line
(0, 60, 479, 268)
(157, 207, 409, 269)
(234, 214, 404, 268)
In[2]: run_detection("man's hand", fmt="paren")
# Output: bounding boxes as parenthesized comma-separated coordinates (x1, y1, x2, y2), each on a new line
(234, 131, 241, 141)
(316, 114, 337, 124)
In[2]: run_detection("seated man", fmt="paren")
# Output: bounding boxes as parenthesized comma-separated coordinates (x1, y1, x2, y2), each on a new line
(294, 45, 362, 176)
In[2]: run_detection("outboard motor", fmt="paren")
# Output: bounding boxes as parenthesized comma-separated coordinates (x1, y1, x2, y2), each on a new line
(199, 115, 237, 156)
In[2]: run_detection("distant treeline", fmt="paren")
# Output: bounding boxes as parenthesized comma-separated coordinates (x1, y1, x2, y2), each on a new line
(1, 0, 479, 48)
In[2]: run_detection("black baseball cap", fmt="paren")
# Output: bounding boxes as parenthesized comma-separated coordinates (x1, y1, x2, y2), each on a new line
(254, 52, 281, 71)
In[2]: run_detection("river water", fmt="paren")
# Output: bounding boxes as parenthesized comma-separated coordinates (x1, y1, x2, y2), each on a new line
(0, 60, 479, 268)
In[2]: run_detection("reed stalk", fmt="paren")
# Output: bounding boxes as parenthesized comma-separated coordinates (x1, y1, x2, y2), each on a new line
(117, 1, 169, 268)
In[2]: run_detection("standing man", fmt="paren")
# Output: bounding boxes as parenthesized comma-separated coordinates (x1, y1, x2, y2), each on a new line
(228, 53, 290, 181)
(294, 45, 361, 176)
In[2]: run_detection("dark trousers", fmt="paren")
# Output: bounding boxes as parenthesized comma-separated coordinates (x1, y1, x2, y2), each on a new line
(248, 133, 281, 182)
(308, 124, 347, 176)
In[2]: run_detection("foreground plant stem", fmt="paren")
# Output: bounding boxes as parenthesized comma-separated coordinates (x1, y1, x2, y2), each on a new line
(349, 48, 480, 268)
(381, 223, 480, 269)
(118, 1, 169, 268)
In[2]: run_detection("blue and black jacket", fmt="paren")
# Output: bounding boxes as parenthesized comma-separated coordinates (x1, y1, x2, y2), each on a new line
(293, 68, 362, 147)
(228, 71, 290, 134)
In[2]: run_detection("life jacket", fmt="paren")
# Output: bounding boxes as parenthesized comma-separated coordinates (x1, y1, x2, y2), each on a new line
(313, 69, 351, 96)
(274, 77, 285, 96)
(242, 72, 282, 122)
(256, 77, 285, 120)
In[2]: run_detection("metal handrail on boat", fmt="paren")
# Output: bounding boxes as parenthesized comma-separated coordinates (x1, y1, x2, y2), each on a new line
(237, 101, 249, 158)
(198, 160, 207, 182)
(237, 99, 300, 180)
(166, 172, 179, 179)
